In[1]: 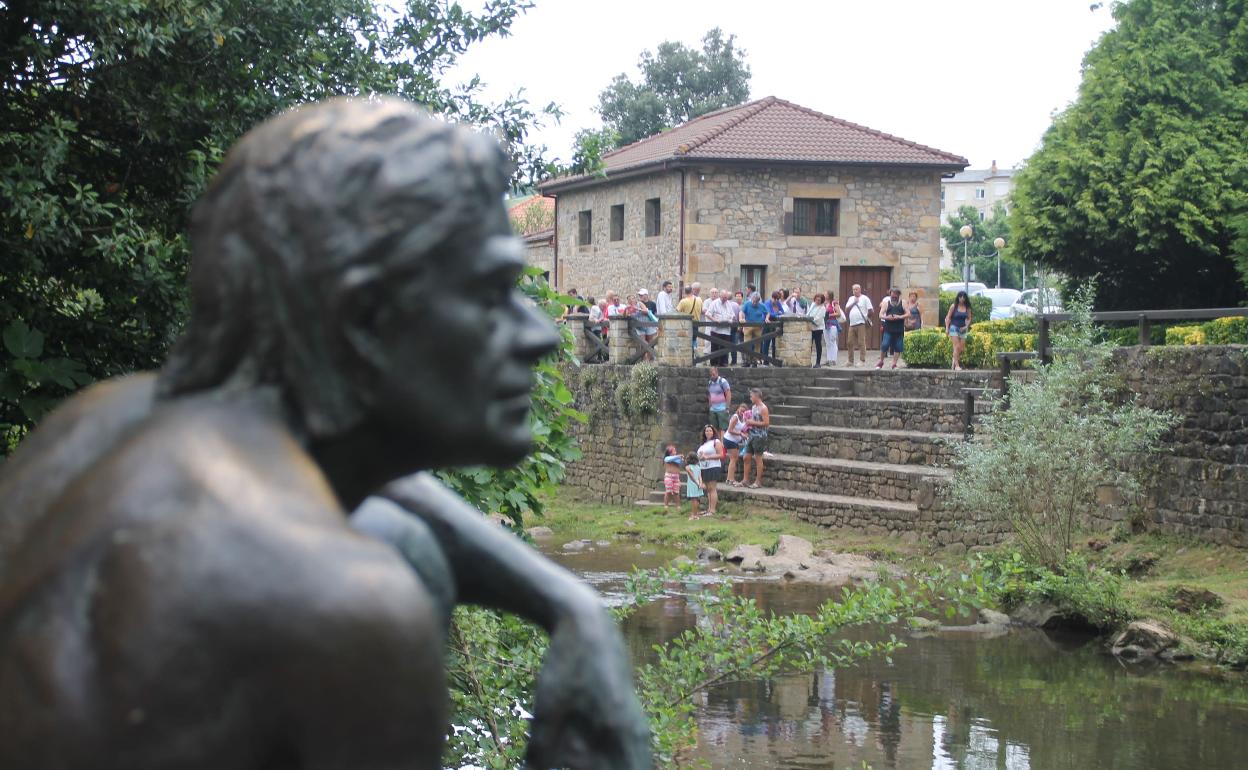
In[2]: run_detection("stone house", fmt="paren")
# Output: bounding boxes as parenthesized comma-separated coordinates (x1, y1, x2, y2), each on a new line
(538, 96, 967, 337)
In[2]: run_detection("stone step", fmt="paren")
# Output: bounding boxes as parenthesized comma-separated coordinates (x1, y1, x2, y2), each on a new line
(836, 368, 1000, 400)
(768, 424, 958, 466)
(717, 486, 920, 533)
(771, 396, 982, 434)
(763, 453, 948, 503)
(800, 384, 854, 397)
(770, 403, 812, 419)
(813, 373, 856, 387)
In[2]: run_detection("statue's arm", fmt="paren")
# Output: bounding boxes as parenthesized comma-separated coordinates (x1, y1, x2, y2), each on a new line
(370, 472, 599, 631)
(368, 472, 653, 770)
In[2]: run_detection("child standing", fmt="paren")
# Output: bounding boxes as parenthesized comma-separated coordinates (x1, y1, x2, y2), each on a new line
(684, 452, 705, 520)
(662, 444, 683, 509)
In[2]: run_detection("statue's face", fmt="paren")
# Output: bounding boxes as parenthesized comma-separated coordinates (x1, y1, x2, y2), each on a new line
(365, 199, 559, 466)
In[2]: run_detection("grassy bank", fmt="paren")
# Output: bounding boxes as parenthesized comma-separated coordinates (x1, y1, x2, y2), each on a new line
(527, 490, 928, 563)
(529, 490, 1248, 668)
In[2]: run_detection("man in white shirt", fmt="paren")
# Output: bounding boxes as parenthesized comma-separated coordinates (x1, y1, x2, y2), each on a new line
(724, 291, 743, 365)
(705, 289, 733, 365)
(605, 290, 625, 318)
(655, 280, 674, 315)
(843, 283, 874, 366)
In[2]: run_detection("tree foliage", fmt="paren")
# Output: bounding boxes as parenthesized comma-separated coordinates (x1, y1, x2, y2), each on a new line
(941, 203, 1021, 288)
(0, 0, 553, 451)
(597, 28, 750, 147)
(1010, 0, 1248, 309)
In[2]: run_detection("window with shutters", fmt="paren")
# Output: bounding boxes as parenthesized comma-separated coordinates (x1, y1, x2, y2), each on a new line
(609, 204, 624, 241)
(792, 198, 839, 236)
(578, 210, 592, 245)
(644, 198, 661, 237)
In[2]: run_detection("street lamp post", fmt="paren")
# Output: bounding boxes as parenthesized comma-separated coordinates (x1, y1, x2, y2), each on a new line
(959, 224, 973, 295)
(993, 237, 1006, 288)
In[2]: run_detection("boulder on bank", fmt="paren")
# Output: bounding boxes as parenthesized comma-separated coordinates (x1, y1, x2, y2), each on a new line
(696, 546, 724, 562)
(724, 536, 907, 585)
(724, 544, 767, 571)
(526, 526, 554, 538)
(1111, 619, 1179, 659)
(1166, 586, 1224, 614)
(978, 609, 1012, 627)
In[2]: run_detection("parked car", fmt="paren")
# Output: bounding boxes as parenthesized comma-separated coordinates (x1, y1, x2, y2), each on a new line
(980, 288, 1022, 320)
(1012, 288, 1063, 315)
(939, 281, 988, 295)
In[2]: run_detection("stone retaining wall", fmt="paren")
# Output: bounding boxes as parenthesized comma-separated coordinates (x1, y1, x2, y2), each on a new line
(560, 350, 1247, 547)
(1105, 346, 1248, 545)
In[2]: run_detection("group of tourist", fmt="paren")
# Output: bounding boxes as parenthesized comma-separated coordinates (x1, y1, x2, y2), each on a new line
(566, 280, 925, 368)
(662, 368, 772, 519)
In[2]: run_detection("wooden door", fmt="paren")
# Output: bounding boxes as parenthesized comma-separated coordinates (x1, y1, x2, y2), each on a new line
(838, 266, 893, 351)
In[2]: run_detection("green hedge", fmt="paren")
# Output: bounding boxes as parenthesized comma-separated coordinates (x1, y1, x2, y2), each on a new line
(900, 328, 951, 367)
(964, 330, 1035, 369)
(938, 291, 993, 328)
(901, 324, 1036, 369)
(1164, 317, 1248, 346)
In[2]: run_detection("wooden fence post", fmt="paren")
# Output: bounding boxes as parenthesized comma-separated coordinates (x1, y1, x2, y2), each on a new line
(1037, 316, 1051, 364)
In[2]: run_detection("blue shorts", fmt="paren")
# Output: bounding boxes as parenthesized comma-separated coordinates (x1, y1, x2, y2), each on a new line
(948, 325, 966, 338)
(881, 331, 904, 355)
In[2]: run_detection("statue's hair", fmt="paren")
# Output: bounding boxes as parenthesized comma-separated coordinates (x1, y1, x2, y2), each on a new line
(157, 97, 511, 437)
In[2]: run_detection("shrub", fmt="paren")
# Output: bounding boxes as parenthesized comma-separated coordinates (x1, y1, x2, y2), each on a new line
(1203, 316, 1248, 345)
(614, 362, 660, 420)
(969, 319, 1022, 334)
(947, 282, 1177, 569)
(1165, 324, 1207, 346)
(963, 330, 1035, 369)
(900, 328, 951, 368)
(939, 291, 992, 327)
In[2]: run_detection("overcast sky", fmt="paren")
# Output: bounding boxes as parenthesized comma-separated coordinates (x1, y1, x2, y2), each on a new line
(446, 0, 1118, 171)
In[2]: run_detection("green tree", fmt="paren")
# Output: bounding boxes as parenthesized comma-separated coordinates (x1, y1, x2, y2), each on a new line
(0, 0, 553, 451)
(1009, 0, 1248, 310)
(942, 204, 1020, 288)
(597, 27, 750, 147)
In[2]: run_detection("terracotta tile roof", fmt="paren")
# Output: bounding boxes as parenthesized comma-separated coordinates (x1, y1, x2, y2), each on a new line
(507, 193, 555, 235)
(542, 96, 967, 191)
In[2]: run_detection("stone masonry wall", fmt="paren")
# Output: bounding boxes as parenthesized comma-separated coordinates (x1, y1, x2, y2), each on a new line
(554, 172, 681, 299)
(683, 164, 943, 327)
(1105, 346, 1248, 545)
(560, 351, 1247, 547)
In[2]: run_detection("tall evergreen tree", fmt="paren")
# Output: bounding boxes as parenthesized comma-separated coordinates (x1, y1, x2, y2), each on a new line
(1010, 0, 1248, 309)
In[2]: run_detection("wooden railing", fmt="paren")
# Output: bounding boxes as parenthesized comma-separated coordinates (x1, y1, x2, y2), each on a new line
(691, 320, 782, 366)
(1034, 307, 1248, 363)
(961, 306, 1248, 436)
(624, 317, 657, 364)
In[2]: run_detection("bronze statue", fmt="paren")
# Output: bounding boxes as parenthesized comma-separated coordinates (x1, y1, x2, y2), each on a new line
(0, 98, 652, 770)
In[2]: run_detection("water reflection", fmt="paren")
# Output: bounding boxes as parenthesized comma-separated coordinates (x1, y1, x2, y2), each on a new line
(549, 542, 1248, 770)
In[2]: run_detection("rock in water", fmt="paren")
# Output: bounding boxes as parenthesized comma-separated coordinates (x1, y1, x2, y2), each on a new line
(977, 609, 1011, 627)
(696, 546, 723, 562)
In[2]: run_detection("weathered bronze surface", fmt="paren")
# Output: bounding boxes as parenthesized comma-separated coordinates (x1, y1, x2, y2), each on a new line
(0, 98, 652, 769)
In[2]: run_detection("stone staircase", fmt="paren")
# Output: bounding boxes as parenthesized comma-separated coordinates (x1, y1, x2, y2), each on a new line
(647, 368, 997, 535)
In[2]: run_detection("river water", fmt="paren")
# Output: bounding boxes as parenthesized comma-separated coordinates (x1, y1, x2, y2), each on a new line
(548, 541, 1248, 770)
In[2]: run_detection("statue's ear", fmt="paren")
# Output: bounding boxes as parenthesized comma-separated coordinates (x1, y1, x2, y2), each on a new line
(336, 266, 390, 370)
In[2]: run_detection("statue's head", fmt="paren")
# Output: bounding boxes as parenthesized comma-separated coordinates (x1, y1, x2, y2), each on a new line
(159, 97, 558, 467)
